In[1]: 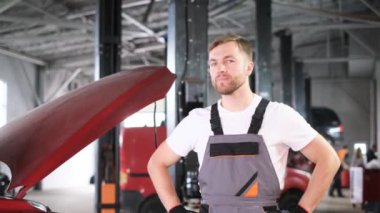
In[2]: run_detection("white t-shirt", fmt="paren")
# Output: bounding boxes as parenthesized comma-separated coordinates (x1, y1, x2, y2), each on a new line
(166, 94, 318, 188)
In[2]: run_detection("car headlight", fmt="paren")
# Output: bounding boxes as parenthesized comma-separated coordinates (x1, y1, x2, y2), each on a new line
(27, 200, 50, 212)
(327, 125, 343, 137)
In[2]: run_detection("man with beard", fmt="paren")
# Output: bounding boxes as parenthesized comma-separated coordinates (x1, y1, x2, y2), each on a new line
(148, 34, 340, 213)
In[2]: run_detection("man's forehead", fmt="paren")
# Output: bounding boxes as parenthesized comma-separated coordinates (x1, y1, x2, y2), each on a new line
(208, 55, 235, 61)
(209, 42, 240, 58)
(209, 41, 239, 52)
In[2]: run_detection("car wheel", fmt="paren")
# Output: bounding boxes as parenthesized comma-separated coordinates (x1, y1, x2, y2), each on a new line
(139, 195, 166, 213)
(279, 189, 303, 211)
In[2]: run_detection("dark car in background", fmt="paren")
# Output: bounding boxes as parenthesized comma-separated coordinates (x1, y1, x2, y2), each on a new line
(287, 106, 344, 173)
(310, 107, 344, 146)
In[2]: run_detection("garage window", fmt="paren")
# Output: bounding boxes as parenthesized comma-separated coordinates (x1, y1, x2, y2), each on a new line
(0, 80, 6, 127)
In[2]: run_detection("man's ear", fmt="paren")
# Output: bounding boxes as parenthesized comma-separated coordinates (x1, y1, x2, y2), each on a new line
(247, 61, 254, 76)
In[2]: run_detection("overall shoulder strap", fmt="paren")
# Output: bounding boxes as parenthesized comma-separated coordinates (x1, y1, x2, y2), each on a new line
(248, 98, 270, 134)
(210, 103, 224, 135)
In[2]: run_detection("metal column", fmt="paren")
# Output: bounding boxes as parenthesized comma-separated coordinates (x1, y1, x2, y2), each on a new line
(94, 0, 121, 212)
(34, 66, 44, 191)
(294, 61, 306, 118)
(254, 0, 272, 100)
(277, 30, 292, 106)
(375, 60, 380, 157)
(305, 77, 312, 123)
(167, 0, 185, 134)
(167, 0, 208, 197)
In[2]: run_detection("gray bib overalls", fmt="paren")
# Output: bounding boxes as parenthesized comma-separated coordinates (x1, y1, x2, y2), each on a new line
(198, 99, 282, 213)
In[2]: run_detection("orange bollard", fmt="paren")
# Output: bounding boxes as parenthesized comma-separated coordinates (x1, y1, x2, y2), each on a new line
(101, 183, 115, 213)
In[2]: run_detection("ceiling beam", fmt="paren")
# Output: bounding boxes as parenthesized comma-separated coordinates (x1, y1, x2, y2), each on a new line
(358, 0, 380, 17)
(0, 32, 93, 44)
(51, 55, 94, 68)
(146, 54, 164, 64)
(145, 19, 167, 29)
(40, 46, 94, 60)
(287, 23, 380, 31)
(224, 17, 244, 29)
(121, 63, 162, 70)
(22, 37, 91, 52)
(0, 47, 46, 66)
(0, 15, 93, 30)
(0, 25, 57, 36)
(299, 56, 373, 63)
(132, 43, 165, 54)
(209, 0, 246, 18)
(211, 6, 249, 21)
(209, 19, 221, 29)
(36, 43, 94, 57)
(208, 27, 247, 36)
(0, 28, 139, 43)
(345, 30, 376, 56)
(51, 43, 166, 68)
(273, 0, 380, 26)
(0, 24, 30, 34)
(121, 13, 155, 35)
(294, 36, 340, 50)
(46, 68, 83, 102)
(121, 12, 164, 43)
(0, 0, 21, 14)
(66, 0, 165, 20)
(142, 0, 155, 23)
(21, 0, 62, 21)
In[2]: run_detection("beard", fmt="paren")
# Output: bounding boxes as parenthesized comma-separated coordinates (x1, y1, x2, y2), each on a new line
(212, 74, 245, 95)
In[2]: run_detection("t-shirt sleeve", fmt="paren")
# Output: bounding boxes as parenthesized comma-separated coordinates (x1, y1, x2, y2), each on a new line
(166, 111, 199, 157)
(279, 104, 319, 151)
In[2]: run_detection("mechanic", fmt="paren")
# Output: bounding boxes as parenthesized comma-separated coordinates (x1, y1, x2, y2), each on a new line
(148, 34, 340, 213)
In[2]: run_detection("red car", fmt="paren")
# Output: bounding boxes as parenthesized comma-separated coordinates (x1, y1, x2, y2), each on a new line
(0, 66, 175, 212)
(120, 126, 167, 212)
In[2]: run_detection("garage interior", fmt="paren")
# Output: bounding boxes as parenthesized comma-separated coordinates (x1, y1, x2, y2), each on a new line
(0, 0, 379, 212)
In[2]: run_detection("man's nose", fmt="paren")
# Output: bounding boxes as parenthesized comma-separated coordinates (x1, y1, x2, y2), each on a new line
(216, 62, 227, 73)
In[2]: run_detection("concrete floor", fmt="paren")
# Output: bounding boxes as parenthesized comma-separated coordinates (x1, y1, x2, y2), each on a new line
(25, 186, 94, 213)
(25, 187, 365, 213)
(315, 189, 364, 213)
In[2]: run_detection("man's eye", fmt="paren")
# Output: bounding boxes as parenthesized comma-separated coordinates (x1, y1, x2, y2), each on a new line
(227, 60, 234, 63)
(209, 63, 216, 67)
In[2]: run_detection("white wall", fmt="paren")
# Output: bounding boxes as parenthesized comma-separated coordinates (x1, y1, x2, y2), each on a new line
(39, 69, 95, 189)
(311, 78, 371, 154)
(0, 54, 95, 190)
(0, 54, 37, 122)
(292, 31, 377, 158)
(43, 143, 95, 189)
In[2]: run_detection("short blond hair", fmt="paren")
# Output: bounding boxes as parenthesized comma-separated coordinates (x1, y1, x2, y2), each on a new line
(208, 34, 254, 60)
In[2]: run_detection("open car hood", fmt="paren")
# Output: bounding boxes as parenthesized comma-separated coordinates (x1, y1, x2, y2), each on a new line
(0, 66, 175, 198)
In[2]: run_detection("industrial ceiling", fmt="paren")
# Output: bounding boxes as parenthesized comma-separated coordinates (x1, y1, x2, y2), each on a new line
(0, 0, 379, 83)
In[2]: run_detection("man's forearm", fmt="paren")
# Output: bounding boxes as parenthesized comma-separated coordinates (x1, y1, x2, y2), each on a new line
(298, 153, 340, 212)
(147, 160, 181, 211)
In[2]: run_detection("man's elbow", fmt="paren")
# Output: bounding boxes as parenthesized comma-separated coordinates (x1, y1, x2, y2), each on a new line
(147, 154, 157, 176)
(329, 150, 341, 172)
(147, 153, 166, 176)
(147, 155, 156, 176)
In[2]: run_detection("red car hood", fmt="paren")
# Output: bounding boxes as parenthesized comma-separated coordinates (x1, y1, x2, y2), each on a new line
(0, 66, 175, 198)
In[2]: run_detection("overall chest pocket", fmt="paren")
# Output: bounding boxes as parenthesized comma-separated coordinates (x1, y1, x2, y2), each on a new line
(210, 142, 259, 157)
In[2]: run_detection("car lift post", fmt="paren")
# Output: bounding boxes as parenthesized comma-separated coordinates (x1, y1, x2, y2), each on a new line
(254, 0, 273, 100)
(94, 0, 122, 212)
